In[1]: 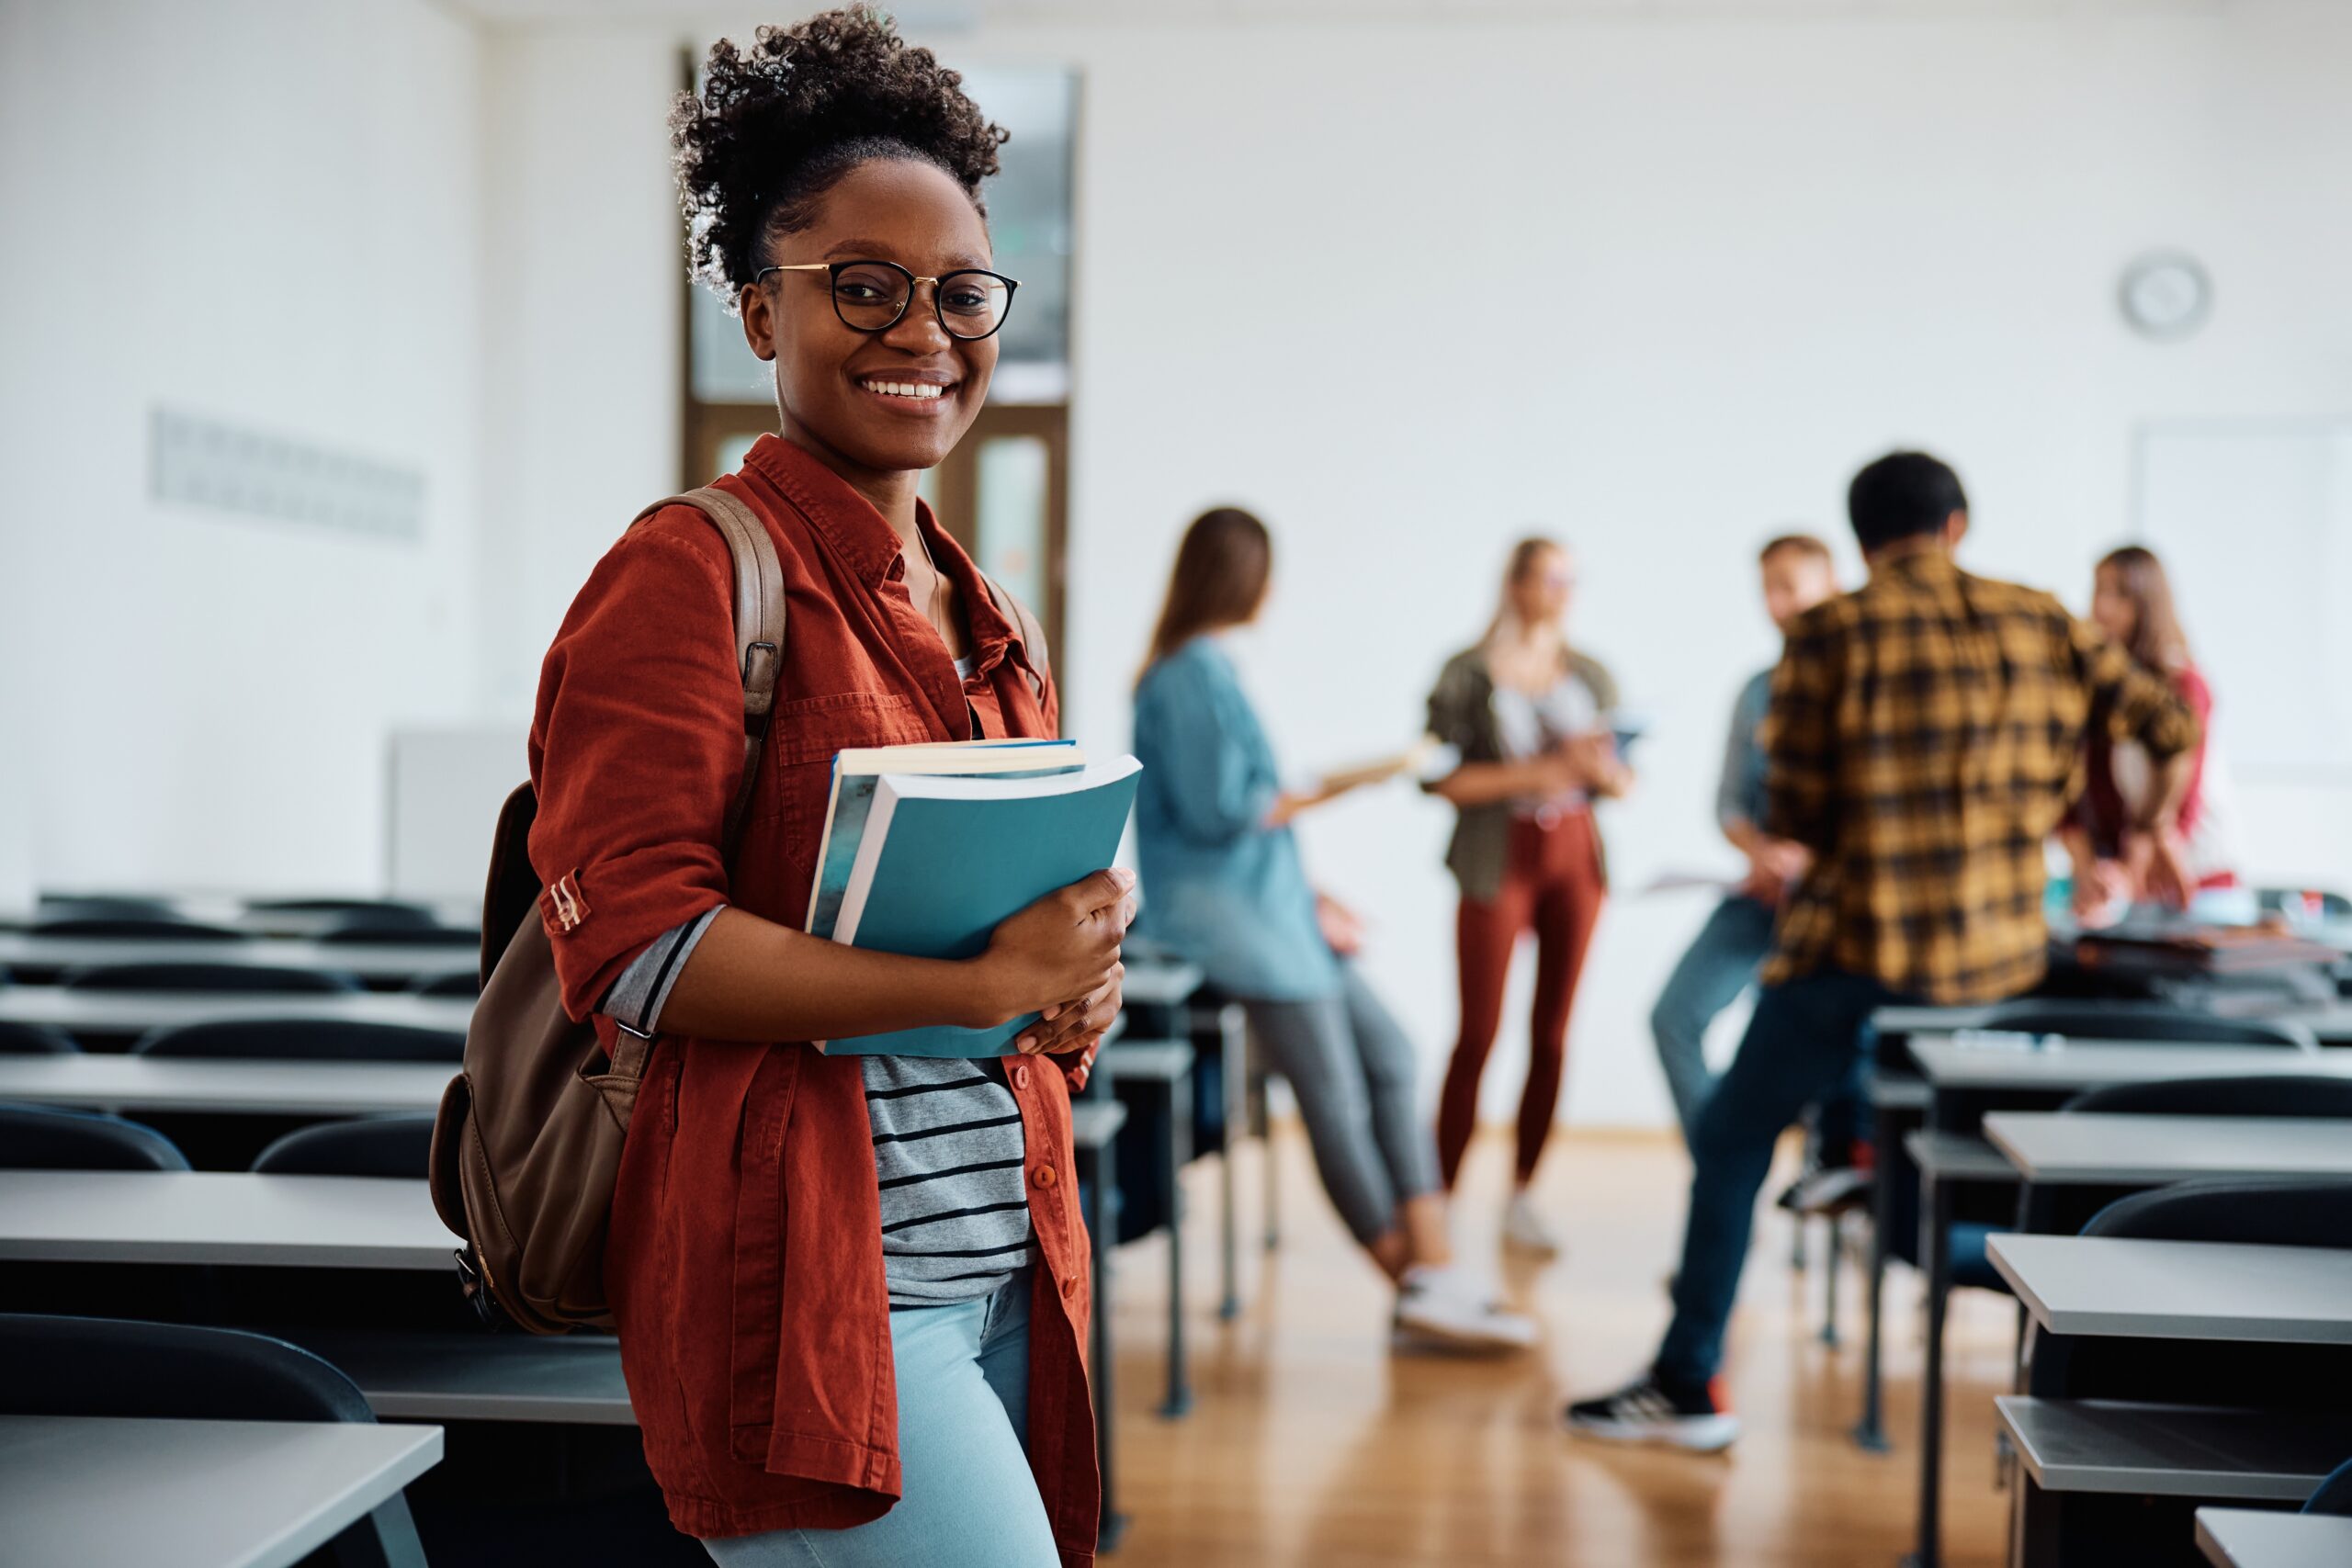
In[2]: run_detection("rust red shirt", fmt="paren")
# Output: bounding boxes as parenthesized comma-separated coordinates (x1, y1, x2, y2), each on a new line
(526, 434, 1097, 1560)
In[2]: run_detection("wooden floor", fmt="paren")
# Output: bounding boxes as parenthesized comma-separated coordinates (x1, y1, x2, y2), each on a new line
(1102, 1127, 2010, 1568)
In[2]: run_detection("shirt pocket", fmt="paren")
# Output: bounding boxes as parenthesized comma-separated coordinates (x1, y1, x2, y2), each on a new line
(759, 689, 941, 836)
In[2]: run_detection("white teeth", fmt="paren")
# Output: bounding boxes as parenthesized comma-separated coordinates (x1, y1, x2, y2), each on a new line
(864, 380, 944, 400)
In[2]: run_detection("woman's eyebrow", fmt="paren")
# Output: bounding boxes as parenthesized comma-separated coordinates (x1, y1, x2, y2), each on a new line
(821, 240, 991, 270)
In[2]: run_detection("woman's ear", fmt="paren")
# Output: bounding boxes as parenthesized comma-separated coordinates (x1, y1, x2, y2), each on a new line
(739, 282, 777, 364)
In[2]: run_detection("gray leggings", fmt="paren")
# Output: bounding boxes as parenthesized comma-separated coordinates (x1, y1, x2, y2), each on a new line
(1243, 966, 1440, 1247)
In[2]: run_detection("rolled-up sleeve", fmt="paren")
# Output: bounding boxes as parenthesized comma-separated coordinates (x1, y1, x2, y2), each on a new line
(526, 513, 744, 1021)
(2069, 614, 2199, 761)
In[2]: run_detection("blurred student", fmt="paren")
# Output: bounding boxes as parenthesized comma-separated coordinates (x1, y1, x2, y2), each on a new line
(1567, 452, 2197, 1450)
(2061, 545, 2244, 921)
(1424, 538, 1631, 1256)
(1133, 507, 1533, 1351)
(530, 17, 1126, 1564)
(1647, 535, 1838, 1139)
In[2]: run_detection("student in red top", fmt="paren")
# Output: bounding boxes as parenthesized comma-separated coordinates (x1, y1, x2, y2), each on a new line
(2062, 545, 2244, 919)
(527, 13, 1124, 1565)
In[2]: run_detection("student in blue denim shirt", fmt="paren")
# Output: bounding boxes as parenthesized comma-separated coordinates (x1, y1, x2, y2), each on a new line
(1133, 506, 1532, 1352)
(1646, 535, 1838, 1137)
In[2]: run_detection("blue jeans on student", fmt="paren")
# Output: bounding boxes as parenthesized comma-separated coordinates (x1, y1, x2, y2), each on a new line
(1648, 894, 1778, 1138)
(702, 1269, 1057, 1568)
(1655, 969, 1911, 1389)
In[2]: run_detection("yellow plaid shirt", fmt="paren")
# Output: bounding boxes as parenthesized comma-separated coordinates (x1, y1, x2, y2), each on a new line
(1760, 538, 2199, 1004)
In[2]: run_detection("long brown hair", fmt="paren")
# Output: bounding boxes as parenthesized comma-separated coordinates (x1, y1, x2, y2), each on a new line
(1483, 535, 1569, 646)
(1143, 507, 1272, 674)
(2098, 545, 2192, 673)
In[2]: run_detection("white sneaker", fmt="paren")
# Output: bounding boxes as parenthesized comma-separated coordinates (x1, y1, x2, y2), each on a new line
(1502, 1191, 1561, 1258)
(1394, 1266, 1538, 1352)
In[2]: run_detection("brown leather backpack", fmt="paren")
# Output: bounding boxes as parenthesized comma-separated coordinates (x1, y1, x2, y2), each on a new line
(428, 487, 785, 1335)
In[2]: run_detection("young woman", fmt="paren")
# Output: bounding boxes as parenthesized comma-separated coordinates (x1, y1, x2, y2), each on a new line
(1130, 508, 1532, 1351)
(528, 15, 1123, 1565)
(2064, 544, 2242, 919)
(1425, 538, 1629, 1255)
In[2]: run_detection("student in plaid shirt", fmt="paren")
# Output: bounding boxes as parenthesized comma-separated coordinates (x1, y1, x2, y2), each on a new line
(1568, 451, 2199, 1450)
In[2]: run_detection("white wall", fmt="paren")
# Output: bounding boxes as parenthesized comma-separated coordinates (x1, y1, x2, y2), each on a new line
(0, 0, 487, 897)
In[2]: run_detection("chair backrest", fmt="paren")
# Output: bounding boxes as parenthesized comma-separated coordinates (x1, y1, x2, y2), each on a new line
(35, 895, 183, 923)
(0, 1313, 375, 1422)
(0, 1104, 190, 1169)
(2063, 1074, 2352, 1118)
(0, 1021, 80, 1055)
(316, 922, 481, 948)
(248, 897, 437, 926)
(1984, 998, 2313, 1049)
(252, 1115, 435, 1179)
(2083, 1176, 2352, 1247)
(409, 970, 480, 998)
(133, 1020, 465, 1062)
(30, 917, 245, 941)
(2309, 1454, 2352, 1516)
(61, 962, 362, 995)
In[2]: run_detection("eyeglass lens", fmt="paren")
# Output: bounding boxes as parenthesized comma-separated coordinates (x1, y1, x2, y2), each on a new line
(832, 262, 1012, 339)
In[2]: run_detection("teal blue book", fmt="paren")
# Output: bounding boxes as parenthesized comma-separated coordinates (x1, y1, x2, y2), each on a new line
(805, 739, 1082, 942)
(821, 755, 1144, 1058)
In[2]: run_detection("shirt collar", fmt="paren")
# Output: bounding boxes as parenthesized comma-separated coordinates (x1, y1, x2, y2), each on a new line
(739, 433, 1023, 672)
(1866, 534, 1959, 581)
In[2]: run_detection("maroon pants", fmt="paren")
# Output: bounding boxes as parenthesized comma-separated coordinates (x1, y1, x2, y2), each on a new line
(1435, 811, 1606, 1188)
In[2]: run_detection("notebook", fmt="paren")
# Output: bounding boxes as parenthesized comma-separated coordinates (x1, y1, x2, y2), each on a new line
(822, 755, 1144, 1057)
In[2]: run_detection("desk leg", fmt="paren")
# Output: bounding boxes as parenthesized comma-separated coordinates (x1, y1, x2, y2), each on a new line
(1216, 1001, 1243, 1320)
(1852, 1125, 1894, 1452)
(1905, 1167, 1953, 1568)
(1083, 1140, 1127, 1551)
(1159, 1068, 1194, 1419)
(1820, 1211, 1843, 1348)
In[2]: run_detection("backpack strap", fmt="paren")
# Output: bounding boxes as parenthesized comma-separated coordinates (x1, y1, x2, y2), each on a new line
(630, 489, 786, 852)
(978, 571, 1051, 706)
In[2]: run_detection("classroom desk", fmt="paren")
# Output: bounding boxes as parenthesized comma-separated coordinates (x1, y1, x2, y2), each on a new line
(0, 987, 473, 1043)
(281, 1330, 632, 1426)
(0, 1414, 442, 1568)
(2198, 1508, 2352, 1568)
(0, 1170, 453, 1269)
(1875, 1002, 2352, 1048)
(1988, 1234, 2352, 1344)
(1998, 1397, 2352, 1501)
(1120, 955, 1253, 1322)
(0, 931, 478, 987)
(0, 1054, 455, 1117)
(1101, 1037, 1198, 1418)
(1984, 1112, 2352, 1186)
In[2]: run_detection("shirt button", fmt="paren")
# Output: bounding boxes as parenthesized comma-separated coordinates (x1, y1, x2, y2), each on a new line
(1031, 1163, 1057, 1190)
(1061, 1274, 1079, 1299)
(1012, 1065, 1032, 1090)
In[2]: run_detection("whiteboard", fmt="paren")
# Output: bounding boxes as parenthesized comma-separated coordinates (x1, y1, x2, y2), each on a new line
(384, 726, 529, 900)
(2132, 421, 2352, 776)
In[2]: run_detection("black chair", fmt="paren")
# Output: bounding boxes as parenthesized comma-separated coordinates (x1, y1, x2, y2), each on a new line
(0, 1103, 189, 1170)
(62, 962, 363, 995)
(0, 1021, 79, 1055)
(1981, 998, 2315, 1049)
(31, 916, 246, 940)
(249, 898, 439, 928)
(318, 922, 481, 948)
(0, 1314, 429, 1568)
(252, 1116, 435, 1179)
(409, 971, 480, 998)
(134, 1020, 465, 1062)
(35, 894, 184, 923)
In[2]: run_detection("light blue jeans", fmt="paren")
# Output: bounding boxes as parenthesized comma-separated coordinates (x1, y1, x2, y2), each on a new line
(1648, 894, 1778, 1139)
(702, 1269, 1058, 1568)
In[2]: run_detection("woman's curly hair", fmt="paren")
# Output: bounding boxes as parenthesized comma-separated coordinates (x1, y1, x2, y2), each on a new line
(671, 7, 1007, 303)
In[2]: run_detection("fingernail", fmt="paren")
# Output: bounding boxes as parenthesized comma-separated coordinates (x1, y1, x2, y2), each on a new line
(1111, 867, 1137, 889)
(1015, 1034, 1036, 1052)
(1041, 1005, 1061, 1021)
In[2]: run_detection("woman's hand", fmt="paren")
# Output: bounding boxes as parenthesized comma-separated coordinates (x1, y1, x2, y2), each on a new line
(2124, 828, 2193, 912)
(1565, 732, 1633, 797)
(1019, 967, 1126, 1058)
(972, 867, 1135, 1034)
(1315, 891, 1366, 958)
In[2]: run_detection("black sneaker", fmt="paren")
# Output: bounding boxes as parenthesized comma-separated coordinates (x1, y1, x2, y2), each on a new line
(1564, 1375, 1739, 1452)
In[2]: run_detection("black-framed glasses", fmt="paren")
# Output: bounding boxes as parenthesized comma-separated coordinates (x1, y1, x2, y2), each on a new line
(755, 259, 1019, 342)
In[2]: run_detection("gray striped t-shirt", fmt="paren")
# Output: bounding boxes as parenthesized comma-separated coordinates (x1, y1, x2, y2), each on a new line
(599, 907, 1034, 1307)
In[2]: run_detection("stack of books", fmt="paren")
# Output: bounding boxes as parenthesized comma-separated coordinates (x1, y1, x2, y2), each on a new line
(806, 739, 1142, 1057)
